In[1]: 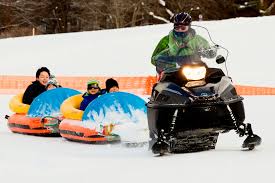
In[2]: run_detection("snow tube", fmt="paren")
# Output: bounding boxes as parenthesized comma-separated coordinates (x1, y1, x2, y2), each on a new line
(59, 119, 118, 143)
(9, 93, 30, 114)
(7, 114, 54, 135)
(7, 88, 81, 136)
(7, 93, 51, 135)
(59, 93, 119, 143)
(59, 92, 147, 143)
(60, 94, 84, 120)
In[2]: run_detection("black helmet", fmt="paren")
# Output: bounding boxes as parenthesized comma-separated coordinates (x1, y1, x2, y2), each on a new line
(174, 12, 192, 26)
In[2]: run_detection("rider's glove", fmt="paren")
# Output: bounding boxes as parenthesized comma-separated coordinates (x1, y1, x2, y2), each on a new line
(200, 45, 218, 58)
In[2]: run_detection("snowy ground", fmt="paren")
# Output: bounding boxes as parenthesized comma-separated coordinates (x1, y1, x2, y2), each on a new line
(1, 95, 274, 183)
(1, 16, 275, 183)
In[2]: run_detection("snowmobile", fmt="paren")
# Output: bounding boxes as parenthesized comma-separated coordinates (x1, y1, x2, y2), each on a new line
(147, 25, 262, 155)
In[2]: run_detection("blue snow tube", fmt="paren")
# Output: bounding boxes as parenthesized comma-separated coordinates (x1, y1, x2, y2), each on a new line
(82, 92, 147, 124)
(28, 88, 81, 117)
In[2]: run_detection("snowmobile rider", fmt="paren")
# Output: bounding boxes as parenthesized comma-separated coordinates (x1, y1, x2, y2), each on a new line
(101, 78, 120, 94)
(22, 67, 50, 105)
(151, 12, 217, 74)
(80, 80, 101, 111)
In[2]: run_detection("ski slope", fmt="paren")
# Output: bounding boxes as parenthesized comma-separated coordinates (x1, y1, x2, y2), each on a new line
(1, 16, 275, 183)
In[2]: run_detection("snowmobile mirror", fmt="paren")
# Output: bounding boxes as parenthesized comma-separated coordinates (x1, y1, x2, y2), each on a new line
(216, 55, 225, 64)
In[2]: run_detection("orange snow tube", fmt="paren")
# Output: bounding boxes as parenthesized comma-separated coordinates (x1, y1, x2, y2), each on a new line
(7, 114, 53, 135)
(59, 119, 118, 143)
(59, 94, 119, 143)
(7, 93, 56, 136)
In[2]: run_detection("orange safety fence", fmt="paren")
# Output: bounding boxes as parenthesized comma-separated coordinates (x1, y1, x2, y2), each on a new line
(0, 75, 275, 96)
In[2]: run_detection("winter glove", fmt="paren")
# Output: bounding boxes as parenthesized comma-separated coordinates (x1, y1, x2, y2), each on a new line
(199, 45, 218, 59)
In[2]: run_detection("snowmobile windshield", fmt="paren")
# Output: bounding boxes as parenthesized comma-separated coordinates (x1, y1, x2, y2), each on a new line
(156, 25, 229, 76)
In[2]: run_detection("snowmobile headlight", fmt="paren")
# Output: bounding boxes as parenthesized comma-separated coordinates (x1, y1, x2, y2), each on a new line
(182, 66, 207, 81)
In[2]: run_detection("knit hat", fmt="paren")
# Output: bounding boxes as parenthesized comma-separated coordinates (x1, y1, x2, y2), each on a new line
(87, 79, 100, 90)
(106, 78, 119, 92)
(46, 77, 58, 89)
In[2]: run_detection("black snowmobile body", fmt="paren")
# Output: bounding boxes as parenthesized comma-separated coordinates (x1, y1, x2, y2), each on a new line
(147, 26, 261, 155)
(147, 62, 242, 153)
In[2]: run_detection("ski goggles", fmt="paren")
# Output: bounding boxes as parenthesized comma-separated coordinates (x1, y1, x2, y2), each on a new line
(174, 23, 189, 31)
(87, 83, 99, 89)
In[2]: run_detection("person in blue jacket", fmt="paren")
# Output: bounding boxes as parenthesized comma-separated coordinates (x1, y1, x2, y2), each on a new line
(79, 80, 101, 111)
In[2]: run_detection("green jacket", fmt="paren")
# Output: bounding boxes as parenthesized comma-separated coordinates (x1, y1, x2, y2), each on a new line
(151, 29, 211, 66)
